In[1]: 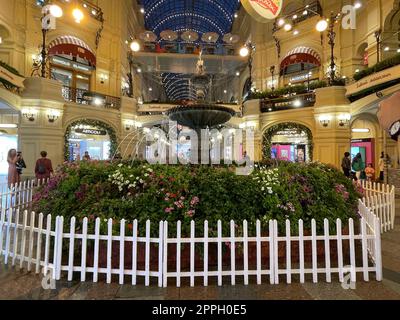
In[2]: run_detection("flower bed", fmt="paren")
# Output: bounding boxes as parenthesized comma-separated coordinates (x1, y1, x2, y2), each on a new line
(33, 161, 362, 236)
(33, 161, 363, 270)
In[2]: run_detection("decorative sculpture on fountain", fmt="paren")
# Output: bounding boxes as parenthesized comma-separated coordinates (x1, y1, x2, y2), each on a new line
(167, 51, 235, 129)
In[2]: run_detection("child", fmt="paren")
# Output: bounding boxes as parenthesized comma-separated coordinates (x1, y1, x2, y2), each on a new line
(365, 163, 375, 181)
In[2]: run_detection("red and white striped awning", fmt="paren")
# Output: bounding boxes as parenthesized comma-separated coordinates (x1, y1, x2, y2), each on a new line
(48, 36, 96, 67)
(280, 46, 321, 70)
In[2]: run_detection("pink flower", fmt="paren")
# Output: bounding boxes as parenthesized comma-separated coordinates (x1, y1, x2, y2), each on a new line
(186, 210, 195, 218)
(165, 207, 174, 213)
(190, 196, 200, 206)
(174, 201, 184, 209)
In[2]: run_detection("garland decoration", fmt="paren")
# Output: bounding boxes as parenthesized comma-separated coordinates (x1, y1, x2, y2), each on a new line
(262, 122, 313, 161)
(0, 60, 24, 92)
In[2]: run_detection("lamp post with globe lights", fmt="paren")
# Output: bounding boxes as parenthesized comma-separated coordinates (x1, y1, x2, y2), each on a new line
(239, 42, 256, 93)
(38, 2, 63, 78)
(270, 65, 276, 92)
(316, 11, 342, 85)
(127, 40, 141, 98)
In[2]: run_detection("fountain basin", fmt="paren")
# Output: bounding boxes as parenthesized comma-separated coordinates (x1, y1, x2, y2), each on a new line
(167, 104, 236, 129)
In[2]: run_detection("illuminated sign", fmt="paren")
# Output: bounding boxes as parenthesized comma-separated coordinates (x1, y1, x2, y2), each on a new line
(241, 0, 283, 22)
(289, 74, 311, 83)
(75, 128, 107, 136)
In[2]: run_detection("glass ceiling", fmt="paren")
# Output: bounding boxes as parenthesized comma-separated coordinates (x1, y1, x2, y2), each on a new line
(140, 0, 241, 101)
(141, 0, 241, 38)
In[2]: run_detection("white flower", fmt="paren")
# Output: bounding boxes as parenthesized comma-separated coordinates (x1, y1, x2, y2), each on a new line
(118, 164, 123, 167)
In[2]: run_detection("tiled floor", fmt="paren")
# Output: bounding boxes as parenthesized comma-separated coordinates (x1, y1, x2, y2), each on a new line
(1, 201, 400, 300)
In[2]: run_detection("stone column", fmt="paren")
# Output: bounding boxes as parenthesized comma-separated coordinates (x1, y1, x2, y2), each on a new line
(242, 99, 262, 162)
(313, 86, 352, 169)
(19, 77, 65, 178)
(119, 96, 140, 159)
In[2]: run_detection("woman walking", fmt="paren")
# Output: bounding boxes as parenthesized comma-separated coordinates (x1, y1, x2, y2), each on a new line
(352, 153, 365, 182)
(7, 149, 20, 188)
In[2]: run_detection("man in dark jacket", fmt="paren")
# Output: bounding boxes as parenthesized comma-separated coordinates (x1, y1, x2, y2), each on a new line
(341, 152, 351, 177)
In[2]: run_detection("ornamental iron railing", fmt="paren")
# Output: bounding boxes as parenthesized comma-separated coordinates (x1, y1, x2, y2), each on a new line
(62, 86, 121, 110)
(260, 92, 316, 113)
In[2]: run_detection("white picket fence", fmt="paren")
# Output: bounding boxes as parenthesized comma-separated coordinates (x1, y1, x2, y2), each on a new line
(0, 179, 394, 287)
(0, 199, 382, 287)
(0, 179, 46, 212)
(360, 181, 396, 232)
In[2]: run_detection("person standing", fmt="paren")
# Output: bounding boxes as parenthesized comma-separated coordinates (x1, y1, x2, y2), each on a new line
(365, 163, 376, 181)
(378, 152, 385, 181)
(341, 152, 351, 177)
(352, 153, 365, 181)
(16, 151, 27, 177)
(82, 151, 91, 161)
(7, 149, 20, 188)
(35, 151, 54, 182)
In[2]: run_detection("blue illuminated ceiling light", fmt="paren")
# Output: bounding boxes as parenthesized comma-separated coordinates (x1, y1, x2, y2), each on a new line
(140, 0, 241, 40)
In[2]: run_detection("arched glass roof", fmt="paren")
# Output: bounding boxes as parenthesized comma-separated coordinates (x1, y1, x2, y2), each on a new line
(141, 0, 241, 39)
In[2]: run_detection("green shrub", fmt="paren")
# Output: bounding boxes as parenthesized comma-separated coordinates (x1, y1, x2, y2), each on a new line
(247, 80, 328, 100)
(354, 53, 400, 81)
(0, 60, 24, 90)
(33, 161, 362, 236)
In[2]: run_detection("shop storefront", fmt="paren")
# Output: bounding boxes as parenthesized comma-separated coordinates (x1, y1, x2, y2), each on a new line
(280, 47, 321, 87)
(351, 138, 375, 168)
(263, 123, 313, 162)
(67, 124, 111, 161)
(48, 35, 96, 91)
(271, 129, 309, 162)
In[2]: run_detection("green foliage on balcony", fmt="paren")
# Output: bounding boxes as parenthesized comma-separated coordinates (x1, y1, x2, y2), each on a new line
(248, 80, 328, 100)
(0, 60, 24, 91)
(354, 53, 400, 81)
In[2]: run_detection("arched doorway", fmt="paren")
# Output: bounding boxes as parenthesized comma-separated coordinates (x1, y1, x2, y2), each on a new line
(48, 35, 96, 91)
(65, 119, 118, 161)
(383, 3, 400, 60)
(351, 118, 377, 169)
(262, 122, 313, 162)
(280, 47, 321, 86)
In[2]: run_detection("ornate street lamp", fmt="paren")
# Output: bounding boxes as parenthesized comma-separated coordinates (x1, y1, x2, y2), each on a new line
(126, 40, 141, 98)
(269, 65, 276, 92)
(239, 42, 256, 93)
(374, 30, 382, 63)
(37, 2, 63, 78)
(316, 11, 341, 86)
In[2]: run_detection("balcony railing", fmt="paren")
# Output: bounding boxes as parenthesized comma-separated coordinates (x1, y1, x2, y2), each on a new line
(260, 92, 316, 113)
(273, 1, 323, 33)
(142, 42, 237, 56)
(62, 86, 121, 110)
